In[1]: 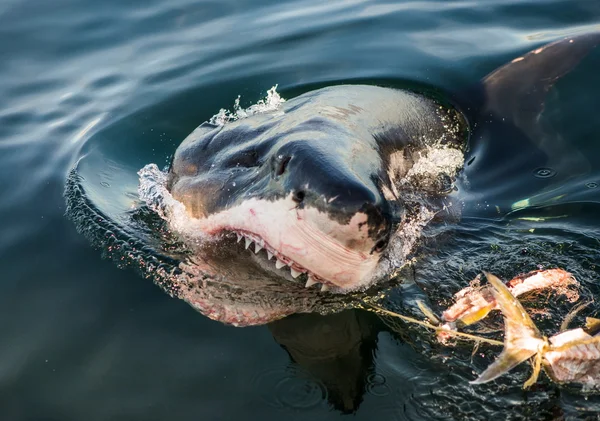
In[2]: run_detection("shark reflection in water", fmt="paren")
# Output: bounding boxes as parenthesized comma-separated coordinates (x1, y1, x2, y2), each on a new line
(268, 310, 381, 413)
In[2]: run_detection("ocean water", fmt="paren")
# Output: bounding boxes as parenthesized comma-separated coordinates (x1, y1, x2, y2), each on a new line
(2, 0, 600, 419)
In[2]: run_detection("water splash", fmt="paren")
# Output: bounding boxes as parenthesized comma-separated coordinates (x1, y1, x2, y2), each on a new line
(137, 163, 207, 244)
(208, 85, 286, 125)
(402, 146, 464, 186)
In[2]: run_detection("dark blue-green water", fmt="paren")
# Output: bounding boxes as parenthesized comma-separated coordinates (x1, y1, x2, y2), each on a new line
(3, 1, 600, 420)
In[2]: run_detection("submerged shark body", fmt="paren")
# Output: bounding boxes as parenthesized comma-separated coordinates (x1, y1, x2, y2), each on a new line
(158, 32, 600, 326)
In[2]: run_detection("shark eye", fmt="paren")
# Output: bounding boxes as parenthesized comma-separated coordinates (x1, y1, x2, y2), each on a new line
(372, 238, 389, 253)
(292, 190, 305, 203)
(275, 155, 291, 176)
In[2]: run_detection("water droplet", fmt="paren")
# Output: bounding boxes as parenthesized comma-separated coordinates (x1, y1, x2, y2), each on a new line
(533, 167, 556, 178)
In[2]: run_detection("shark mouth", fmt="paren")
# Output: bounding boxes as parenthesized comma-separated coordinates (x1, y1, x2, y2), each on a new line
(229, 229, 338, 292)
(189, 194, 385, 292)
(138, 165, 382, 292)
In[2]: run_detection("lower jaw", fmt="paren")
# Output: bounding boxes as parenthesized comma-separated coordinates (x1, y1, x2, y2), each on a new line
(246, 252, 336, 292)
(167, 227, 380, 326)
(186, 295, 297, 327)
(175, 258, 356, 327)
(172, 232, 391, 326)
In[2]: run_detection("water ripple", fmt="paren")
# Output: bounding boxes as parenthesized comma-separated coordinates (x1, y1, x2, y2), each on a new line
(251, 366, 328, 411)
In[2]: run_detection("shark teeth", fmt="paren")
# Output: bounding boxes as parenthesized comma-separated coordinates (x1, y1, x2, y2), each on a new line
(304, 275, 331, 292)
(305, 276, 318, 288)
(234, 230, 334, 292)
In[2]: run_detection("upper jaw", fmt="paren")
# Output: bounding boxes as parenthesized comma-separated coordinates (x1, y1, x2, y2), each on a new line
(229, 229, 343, 292)
(190, 194, 382, 291)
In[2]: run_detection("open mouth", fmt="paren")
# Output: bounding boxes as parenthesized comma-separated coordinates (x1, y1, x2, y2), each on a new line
(226, 229, 336, 292)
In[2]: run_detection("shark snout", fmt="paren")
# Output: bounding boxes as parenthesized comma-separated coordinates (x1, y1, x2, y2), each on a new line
(272, 147, 393, 251)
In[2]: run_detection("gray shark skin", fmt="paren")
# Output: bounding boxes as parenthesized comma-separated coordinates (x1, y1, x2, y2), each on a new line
(167, 86, 466, 292)
(161, 32, 600, 326)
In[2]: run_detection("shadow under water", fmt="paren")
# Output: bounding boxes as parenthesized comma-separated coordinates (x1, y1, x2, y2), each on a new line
(265, 217, 600, 418)
(268, 310, 381, 414)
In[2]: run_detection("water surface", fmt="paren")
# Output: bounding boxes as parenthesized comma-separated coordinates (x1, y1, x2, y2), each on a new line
(2, 0, 600, 419)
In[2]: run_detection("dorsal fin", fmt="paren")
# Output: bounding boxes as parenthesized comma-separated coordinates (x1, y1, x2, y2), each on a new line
(482, 32, 600, 129)
(461, 33, 600, 212)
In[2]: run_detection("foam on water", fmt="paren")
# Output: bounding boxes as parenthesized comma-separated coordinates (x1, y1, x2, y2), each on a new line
(403, 146, 464, 185)
(373, 145, 464, 284)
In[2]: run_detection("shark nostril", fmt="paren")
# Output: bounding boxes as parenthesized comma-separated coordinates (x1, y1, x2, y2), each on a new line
(292, 190, 305, 203)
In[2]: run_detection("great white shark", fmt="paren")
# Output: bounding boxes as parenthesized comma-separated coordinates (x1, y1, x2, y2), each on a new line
(153, 32, 600, 325)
